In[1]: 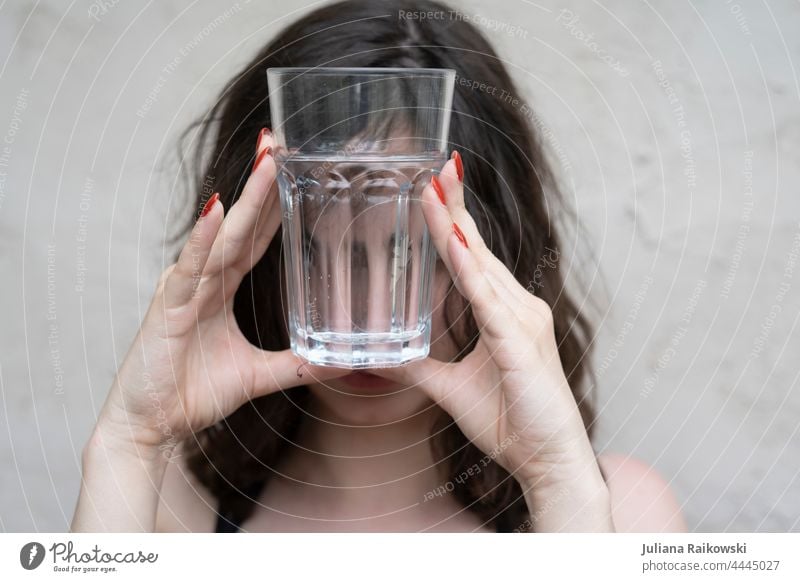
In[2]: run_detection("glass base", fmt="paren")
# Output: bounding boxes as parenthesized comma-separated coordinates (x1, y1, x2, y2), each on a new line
(291, 328, 431, 369)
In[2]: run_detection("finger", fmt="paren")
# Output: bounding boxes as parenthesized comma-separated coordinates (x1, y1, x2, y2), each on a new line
(204, 128, 278, 277)
(446, 226, 523, 342)
(163, 193, 224, 309)
(422, 158, 522, 342)
(438, 151, 530, 302)
(421, 176, 457, 274)
(436, 153, 487, 255)
(437, 152, 543, 326)
(247, 348, 352, 399)
(368, 357, 453, 403)
(240, 132, 284, 274)
(370, 352, 496, 431)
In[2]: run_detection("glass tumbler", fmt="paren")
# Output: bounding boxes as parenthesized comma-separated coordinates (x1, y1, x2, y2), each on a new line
(267, 67, 455, 368)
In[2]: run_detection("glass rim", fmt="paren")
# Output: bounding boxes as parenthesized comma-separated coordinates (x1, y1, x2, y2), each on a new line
(267, 66, 456, 77)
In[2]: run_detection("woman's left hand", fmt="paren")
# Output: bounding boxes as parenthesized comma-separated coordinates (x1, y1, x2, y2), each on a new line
(371, 152, 614, 531)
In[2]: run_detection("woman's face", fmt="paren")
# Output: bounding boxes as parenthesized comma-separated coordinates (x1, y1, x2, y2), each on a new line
(305, 262, 460, 427)
(294, 157, 465, 427)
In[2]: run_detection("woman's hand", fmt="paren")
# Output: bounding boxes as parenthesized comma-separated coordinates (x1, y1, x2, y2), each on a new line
(371, 152, 614, 531)
(74, 129, 351, 532)
(96, 129, 348, 456)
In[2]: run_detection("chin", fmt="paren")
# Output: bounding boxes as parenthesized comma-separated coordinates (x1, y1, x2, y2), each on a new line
(307, 373, 435, 426)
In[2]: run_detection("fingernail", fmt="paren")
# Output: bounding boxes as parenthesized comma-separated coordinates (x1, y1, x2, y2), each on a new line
(431, 175, 446, 205)
(453, 222, 468, 248)
(255, 127, 271, 152)
(200, 192, 220, 218)
(253, 145, 272, 172)
(451, 150, 463, 182)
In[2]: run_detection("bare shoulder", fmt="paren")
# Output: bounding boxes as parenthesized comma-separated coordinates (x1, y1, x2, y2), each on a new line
(154, 441, 218, 533)
(598, 453, 688, 533)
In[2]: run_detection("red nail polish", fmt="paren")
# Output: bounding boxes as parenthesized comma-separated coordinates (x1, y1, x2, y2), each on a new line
(255, 127, 270, 152)
(453, 222, 468, 248)
(451, 150, 463, 182)
(253, 146, 272, 172)
(431, 175, 446, 205)
(200, 192, 220, 217)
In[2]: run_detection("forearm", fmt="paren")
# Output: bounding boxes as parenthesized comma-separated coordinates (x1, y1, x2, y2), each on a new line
(70, 419, 169, 532)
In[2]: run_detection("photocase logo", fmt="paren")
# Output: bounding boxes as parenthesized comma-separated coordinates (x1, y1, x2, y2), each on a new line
(20, 542, 46, 570)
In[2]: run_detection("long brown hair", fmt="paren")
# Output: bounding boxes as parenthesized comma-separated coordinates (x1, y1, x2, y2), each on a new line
(168, 0, 596, 532)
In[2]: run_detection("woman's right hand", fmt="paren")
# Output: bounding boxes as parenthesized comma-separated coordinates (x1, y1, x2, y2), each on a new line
(95, 129, 348, 456)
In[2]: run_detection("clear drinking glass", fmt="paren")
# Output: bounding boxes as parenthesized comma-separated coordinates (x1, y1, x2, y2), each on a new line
(267, 67, 455, 368)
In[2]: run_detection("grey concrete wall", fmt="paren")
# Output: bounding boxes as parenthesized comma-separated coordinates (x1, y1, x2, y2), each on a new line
(1, 0, 798, 531)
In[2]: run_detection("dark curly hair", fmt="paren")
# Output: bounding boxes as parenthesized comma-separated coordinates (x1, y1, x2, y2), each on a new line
(168, 0, 597, 532)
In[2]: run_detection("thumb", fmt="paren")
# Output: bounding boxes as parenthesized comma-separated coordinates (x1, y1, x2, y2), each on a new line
(369, 357, 453, 403)
(248, 347, 351, 399)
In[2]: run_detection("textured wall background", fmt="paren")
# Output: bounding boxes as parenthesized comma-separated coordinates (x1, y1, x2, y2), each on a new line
(1, 0, 798, 532)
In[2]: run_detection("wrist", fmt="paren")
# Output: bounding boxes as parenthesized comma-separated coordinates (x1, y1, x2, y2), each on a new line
(75, 416, 173, 533)
(514, 441, 615, 532)
(84, 414, 173, 476)
(513, 428, 599, 487)
(100, 378, 184, 450)
(520, 475, 614, 532)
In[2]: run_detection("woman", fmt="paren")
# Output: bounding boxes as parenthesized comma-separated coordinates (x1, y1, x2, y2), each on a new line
(71, 0, 686, 533)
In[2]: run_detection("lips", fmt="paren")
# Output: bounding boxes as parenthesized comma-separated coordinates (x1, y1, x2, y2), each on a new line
(337, 370, 398, 390)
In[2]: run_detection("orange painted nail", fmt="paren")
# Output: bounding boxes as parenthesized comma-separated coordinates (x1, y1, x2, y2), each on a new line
(253, 145, 272, 172)
(255, 127, 271, 152)
(431, 175, 446, 205)
(451, 150, 463, 182)
(453, 222, 468, 248)
(200, 192, 220, 217)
